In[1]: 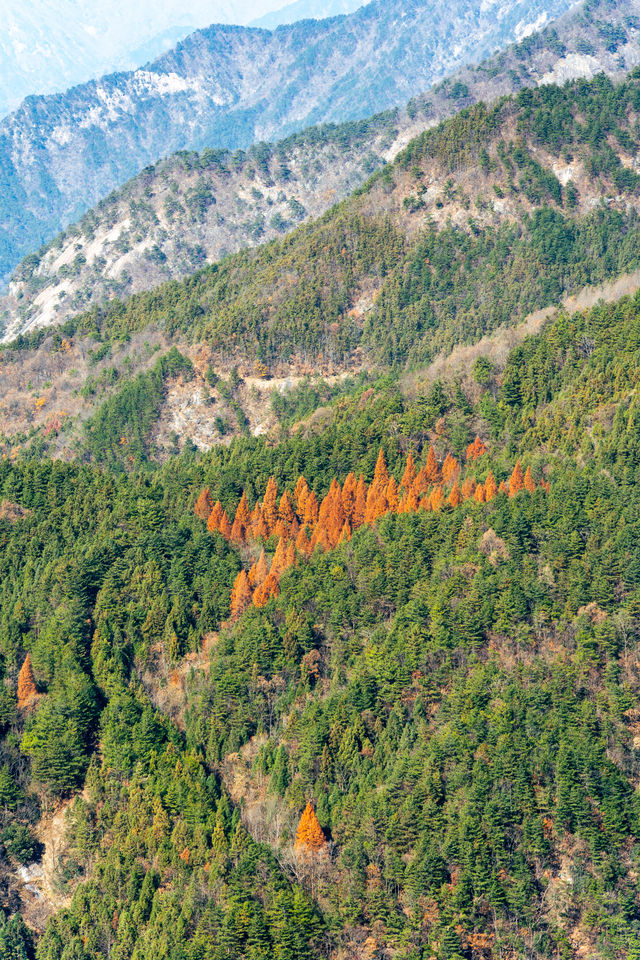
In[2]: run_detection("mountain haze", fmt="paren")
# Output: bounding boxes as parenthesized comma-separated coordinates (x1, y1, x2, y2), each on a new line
(0, 0, 580, 285)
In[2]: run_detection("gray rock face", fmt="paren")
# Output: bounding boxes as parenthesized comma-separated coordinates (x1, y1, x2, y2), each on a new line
(0, 0, 580, 283)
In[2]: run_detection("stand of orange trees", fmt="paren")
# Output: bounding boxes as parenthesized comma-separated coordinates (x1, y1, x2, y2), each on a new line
(196, 441, 548, 619)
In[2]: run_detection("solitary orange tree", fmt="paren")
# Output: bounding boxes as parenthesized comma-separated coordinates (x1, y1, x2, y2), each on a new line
(295, 802, 327, 855)
(17, 654, 37, 707)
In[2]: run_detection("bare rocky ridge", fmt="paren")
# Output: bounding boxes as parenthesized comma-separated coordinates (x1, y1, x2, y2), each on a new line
(0, 0, 581, 286)
(3, 0, 639, 342)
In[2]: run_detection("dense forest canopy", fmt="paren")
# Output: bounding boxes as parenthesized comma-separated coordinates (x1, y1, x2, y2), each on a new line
(3, 61, 640, 960)
(3, 282, 640, 957)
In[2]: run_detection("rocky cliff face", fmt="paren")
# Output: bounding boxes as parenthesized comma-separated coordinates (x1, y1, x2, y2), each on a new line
(3, 0, 639, 342)
(0, 0, 580, 285)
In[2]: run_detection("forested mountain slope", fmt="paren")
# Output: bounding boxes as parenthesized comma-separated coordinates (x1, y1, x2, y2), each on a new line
(4, 70, 640, 468)
(2, 274, 640, 958)
(4, 45, 640, 960)
(4, 0, 640, 340)
(0, 0, 581, 284)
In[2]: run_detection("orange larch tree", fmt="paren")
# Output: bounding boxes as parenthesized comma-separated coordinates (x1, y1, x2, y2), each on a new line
(484, 472, 498, 502)
(352, 476, 367, 528)
(364, 484, 388, 525)
(448, 481, 462, 508)
(249, 549, 269, 588)
(270, 538, 288, 579)
(219, 510, 232, 540)
(373, 448, 390, 488)
(255, 510, 271, 541)
(294, 476, 310, 519)
(466, 436, 487, 461)
(248, 503, 262, 539)
(400, 452, 417, 492)
(295, 802, 327, 854)
(412, 465, 430, 496)
(207, 501, 223, 533)
(321, 479, 346, 547)
(424, 445, 441, 484)
(17, 653, 37, 708)
(509, 461, 525, 497)
(310, 523, 332, 553)
(524, 466, 536, 494)
(474, 484, 485, 503)
(341, 473, 357, 522)
(230, 492, 251, 545)
(442, 454, 460, 486)
(303, 491, 319, 527)
(253, 572, 280, 608)
(386, 476, 399, 513)
(429, 486, 444, 512)
(284, 542, 296, 570)
(230, 570, 253, 620)
(295, 526, 312, 556)
(194, 488, 213, 521)
(261, 477, 279, 535)
(405, 488, 420, 514)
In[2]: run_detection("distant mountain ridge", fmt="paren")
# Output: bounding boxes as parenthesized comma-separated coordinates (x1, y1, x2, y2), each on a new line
(4, 0, 640, 342)
(0, 0, 580, 285)
(251, 0, 365, 27)
(0, 1, 288, 118)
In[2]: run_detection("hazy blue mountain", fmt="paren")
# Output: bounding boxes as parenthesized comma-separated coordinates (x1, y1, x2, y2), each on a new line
(0, 0, 580, 283)
(251, 0, 365, 27)
(0, 0, 289, 117)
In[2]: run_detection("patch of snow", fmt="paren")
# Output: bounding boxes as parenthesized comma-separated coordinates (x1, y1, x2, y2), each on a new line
(133, 70, 193, 97)
(48, 124, 74, 147)
(516, 12, 548, 41)
(539, 53, 600, 86)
